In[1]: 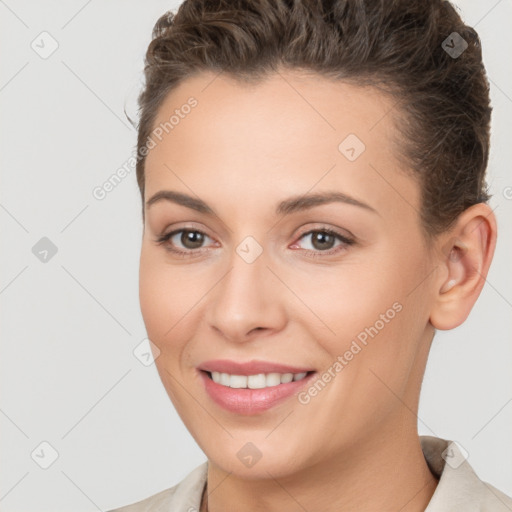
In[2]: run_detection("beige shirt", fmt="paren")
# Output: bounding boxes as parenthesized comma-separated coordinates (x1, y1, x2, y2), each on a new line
(109, 436, 512, 511)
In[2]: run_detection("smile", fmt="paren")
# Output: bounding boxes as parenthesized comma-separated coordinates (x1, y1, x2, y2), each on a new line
(197, 360, 316, 415)
(208, 371, 309, 389)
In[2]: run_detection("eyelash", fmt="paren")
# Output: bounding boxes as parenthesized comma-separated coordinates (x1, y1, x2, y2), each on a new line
(154, 226, 355, 259)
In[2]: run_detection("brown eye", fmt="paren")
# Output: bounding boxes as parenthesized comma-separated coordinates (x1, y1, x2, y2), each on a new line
(309, 231, 337, 251)
(291, 227, 355, 258)
(155, 228, 214, 255)
(178, 230, 206, 249)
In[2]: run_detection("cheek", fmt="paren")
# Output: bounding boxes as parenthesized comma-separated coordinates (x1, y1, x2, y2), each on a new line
(298, 252, 426, 389)
(139, 244, 215, 376)
(139, 247, 188, 348)
(296, 293, 422, 450)
(291, 259, 401, 342)
(139, 245, 192, 328)
(139, 249, 166, 336)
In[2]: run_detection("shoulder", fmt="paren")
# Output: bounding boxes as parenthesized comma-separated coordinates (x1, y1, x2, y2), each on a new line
(107, 486, 178, 512)
(107, 461, 208, 512)
(478, 482, 512, 510)
(421, 436, 512, 511)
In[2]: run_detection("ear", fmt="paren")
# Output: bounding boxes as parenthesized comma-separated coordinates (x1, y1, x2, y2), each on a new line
(429, 203, 497, 330)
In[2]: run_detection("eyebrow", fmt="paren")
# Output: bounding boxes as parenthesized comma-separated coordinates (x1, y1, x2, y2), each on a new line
(145, 190, 378, 216)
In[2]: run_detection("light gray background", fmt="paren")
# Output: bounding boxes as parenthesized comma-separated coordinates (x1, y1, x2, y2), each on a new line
(1, 1, 511, 510)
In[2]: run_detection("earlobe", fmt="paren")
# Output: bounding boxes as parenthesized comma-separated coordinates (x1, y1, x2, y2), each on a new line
(429, 203, 497, 330)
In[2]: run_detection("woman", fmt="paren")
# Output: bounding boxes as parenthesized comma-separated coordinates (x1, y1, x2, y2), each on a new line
(110, 0, 512, 510)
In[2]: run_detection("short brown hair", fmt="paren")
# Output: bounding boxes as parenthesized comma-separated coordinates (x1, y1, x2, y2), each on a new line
(133, 0, 492, 236)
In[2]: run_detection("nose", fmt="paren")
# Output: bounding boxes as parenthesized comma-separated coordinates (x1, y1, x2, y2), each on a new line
(205, 247, 287, 343)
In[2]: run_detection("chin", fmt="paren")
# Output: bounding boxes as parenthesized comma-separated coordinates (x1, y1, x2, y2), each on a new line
(198, 434, 308, 480)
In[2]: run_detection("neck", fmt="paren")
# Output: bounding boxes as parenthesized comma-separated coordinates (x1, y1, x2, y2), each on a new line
(202, 421, 438, 512)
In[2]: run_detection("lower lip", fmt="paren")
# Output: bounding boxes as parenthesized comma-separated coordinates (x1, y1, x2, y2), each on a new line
(199, 370, 316, 415)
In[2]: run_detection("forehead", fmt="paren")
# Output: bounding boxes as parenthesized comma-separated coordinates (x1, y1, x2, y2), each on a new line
(143, 70, 418, 220)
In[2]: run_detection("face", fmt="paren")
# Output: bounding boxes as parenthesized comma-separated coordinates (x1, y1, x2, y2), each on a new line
(139, 70, 437, 479)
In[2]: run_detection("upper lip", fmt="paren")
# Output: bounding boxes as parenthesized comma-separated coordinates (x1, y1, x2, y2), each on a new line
(198, 359, 315, 375)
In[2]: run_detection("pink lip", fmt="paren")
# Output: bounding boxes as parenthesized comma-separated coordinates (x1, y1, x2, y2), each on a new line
(197, 360, 316, 415)
(198, 359, 314, 375)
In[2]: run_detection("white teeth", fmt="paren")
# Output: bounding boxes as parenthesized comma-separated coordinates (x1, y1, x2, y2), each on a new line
(229, 375, 247, 388)
(247, 374, 266, 389)
(209, 371, 310, 388)
(266, 373, 281, 387)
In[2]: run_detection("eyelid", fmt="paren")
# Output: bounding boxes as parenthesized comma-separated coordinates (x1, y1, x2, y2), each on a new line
(155, 223, 356, 257)
(294, 223, 355, 242)
(157, 222, 213, 240)
(290, 226, 355, 256)
(155, 225, 214, 248)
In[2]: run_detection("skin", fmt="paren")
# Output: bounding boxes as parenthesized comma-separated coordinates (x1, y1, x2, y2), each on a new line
(138, 69, 496, 512)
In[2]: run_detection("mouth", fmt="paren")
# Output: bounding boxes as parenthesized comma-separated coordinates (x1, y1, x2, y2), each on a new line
(197, 360, 317, 415)
(203, 370, 313, 389)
